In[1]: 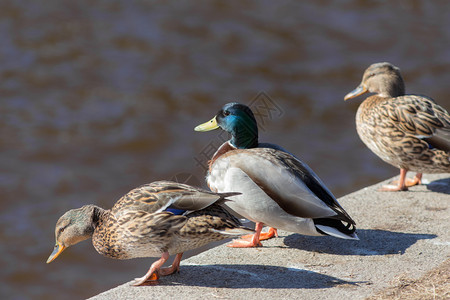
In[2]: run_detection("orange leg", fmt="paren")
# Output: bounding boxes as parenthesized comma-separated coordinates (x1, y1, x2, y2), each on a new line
(227, 222, 263, 248)
(133, 251, 169, 286)
(380, 170, 423, 192)
(259, 227, 278, 240)
(390, 172, 423, 187)
(227, 223, 277, 248)
(132, 252, 184, 286)
(239, 226, 278, 241)
(379, 168, 410, 191)
(404, 173, 422, 187)
(379, 168, 408, 191)
(159, 253, 183, 276)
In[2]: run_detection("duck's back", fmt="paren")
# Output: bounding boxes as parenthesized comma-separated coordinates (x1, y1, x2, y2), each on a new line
(92, 181, 252, 259)
(169, 203, 249, 254)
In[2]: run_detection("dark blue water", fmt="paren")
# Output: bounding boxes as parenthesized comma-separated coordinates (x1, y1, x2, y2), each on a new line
(1, 1, 449, 299)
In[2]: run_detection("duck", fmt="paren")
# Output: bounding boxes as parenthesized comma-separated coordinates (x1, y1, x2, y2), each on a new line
(344, 62, 450, 191)
(194, 102, 358, 248)
(46, 180, 252, 286)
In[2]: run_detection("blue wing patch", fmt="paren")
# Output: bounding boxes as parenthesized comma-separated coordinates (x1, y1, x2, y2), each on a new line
(165, 207, 186, 215)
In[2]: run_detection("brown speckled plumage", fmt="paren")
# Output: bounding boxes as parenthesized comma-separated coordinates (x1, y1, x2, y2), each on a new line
(345, 62, 450, 190)
(47, 181, 252, 285)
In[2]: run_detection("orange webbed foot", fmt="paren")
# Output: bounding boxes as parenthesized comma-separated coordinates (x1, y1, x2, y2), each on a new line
(390, 177, 422, 188)
(227, 224, 277, 248)
(378, 184, 408, 192)
(227, 236, 262, 248)
(239, 227, 278, 241)
(132, 251, 172, 286)
(404, 173, 422, 187)
(258, 227, 278, 240)
(159, 253, 183, 276)
(378, 169, 419, 192)
(381, 176, 422, 191)
(132, 271, 160, 286)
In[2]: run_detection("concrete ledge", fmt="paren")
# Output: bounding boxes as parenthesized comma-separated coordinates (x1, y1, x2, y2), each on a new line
(90, 174, 449, 299)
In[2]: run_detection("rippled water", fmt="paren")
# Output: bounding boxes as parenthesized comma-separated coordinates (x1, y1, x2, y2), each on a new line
(1, 1, 450, 299)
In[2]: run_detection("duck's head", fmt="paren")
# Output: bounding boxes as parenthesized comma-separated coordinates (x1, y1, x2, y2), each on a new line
(46, 205, 99, 263)
(195, 102, 258, 149)
(344, 62, 405, 100)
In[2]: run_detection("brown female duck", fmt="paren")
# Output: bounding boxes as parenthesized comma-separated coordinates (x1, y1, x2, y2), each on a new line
(46, 181, 252, 285)
(345, 62, 450, 191)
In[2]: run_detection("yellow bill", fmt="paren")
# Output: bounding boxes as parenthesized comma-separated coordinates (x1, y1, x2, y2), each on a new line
(344, 85, 368, 101)
(194, 116, 219, 132)
(46, 242, 66, 263)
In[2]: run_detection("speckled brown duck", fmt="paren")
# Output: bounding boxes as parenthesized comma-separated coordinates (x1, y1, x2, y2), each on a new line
(46, 181, 252, 286)
(344, 62, 450, 191)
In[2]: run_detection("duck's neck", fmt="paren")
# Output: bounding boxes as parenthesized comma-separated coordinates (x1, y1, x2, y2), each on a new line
(84, 205, 107, 234)
(379, 76, 405, 98)
(92, 206, 107, 227)
(89, 206, 122, 258)
(229, 122, 258, 149)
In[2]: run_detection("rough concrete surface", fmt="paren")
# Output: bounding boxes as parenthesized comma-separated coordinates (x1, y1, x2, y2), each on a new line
(90, 174, 449, 300)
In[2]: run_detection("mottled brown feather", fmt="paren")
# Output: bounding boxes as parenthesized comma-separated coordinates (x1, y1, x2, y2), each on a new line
(52, 181, 252, 261)
(347, 62, 450, 173)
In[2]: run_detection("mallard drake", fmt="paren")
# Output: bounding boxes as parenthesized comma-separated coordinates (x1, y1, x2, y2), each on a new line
(344, 62, 450, 191)
(46, 180, 252, 286)
(194, 103, 358, 248)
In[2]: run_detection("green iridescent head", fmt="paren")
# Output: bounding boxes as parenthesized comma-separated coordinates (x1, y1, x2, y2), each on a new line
(195, 102, 258, 149)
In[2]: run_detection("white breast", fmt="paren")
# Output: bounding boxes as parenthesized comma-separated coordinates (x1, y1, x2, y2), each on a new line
(207, 156, 323, 236)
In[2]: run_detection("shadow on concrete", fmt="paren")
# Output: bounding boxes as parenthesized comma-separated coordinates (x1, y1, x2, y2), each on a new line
(426, 177, 450, 194)
(141, 264, 365, 289)
(283, 229, 436, 255)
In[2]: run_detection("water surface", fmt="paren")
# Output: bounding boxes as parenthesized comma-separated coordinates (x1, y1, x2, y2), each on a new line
(1, 1, 449, 299)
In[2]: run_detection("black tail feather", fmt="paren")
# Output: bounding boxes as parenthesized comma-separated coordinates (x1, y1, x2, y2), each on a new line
(313, 218, 356, 236)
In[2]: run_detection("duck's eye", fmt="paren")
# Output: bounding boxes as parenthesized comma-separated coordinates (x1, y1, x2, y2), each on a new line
(223, 111, 230, 116)
(59, 227, 65, 234)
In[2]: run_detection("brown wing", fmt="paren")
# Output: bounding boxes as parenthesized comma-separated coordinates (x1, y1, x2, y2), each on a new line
(388, 95, 450, 151)
(111, 180, 239, 215)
